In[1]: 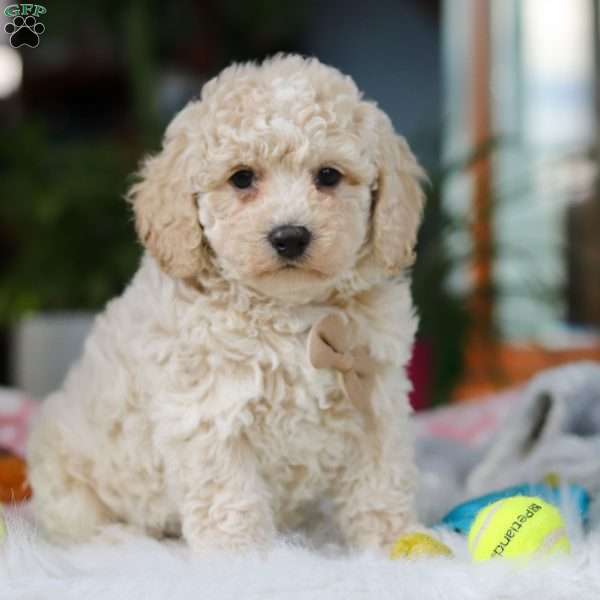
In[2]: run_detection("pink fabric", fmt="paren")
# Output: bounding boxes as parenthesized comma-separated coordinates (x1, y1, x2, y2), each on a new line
(414, 388, 523, 448)
(0, 389, 38, 457)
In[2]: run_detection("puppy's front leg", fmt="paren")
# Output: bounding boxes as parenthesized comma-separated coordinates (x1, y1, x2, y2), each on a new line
(332, 421, 421, 552)
(166, 432, 275, 554)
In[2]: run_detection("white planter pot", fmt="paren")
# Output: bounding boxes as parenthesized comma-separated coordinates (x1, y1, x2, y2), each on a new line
(12, 312, 94, 399)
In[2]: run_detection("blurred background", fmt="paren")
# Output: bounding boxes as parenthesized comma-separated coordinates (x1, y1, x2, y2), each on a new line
(0, 0, 599, 408)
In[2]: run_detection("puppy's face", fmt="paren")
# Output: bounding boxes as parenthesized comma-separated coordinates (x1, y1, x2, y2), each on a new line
(130, 56, 424, 301)
(196, 136, 374, 300)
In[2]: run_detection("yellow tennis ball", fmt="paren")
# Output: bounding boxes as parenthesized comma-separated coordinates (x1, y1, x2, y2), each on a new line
(468, 496, 570, 563)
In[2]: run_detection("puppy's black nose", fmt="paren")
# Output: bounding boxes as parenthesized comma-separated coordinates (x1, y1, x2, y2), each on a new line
(268, 225, 311, 260)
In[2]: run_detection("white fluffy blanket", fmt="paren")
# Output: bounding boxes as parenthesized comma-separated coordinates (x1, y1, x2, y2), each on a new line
(1, 505, 599, 600)
(3, 364, 600, 599)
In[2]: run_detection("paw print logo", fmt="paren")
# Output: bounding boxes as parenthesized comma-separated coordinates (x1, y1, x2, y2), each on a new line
(5, 15, 45, 48)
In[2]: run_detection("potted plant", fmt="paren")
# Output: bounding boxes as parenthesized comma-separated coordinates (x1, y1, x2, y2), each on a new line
(0, 123, 141, 396)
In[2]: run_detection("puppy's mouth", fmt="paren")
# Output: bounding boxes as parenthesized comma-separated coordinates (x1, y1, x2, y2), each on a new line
(283, 261, 328, 277)
(257, 262, 329, 280)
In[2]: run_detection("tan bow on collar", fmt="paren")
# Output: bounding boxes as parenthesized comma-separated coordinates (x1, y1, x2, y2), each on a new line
(307, 314, 377, 423)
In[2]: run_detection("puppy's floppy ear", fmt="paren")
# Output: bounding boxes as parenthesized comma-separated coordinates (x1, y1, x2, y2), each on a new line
(127, 114, 207, 279)
(370, 111, 426, 276)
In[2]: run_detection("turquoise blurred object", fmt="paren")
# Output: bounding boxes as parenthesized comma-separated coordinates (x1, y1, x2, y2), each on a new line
(440, 483, 590, 534)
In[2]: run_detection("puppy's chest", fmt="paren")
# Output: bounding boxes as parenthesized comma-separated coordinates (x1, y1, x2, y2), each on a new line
(195, 306, 386, 465)
(243, 334, 366, 475)
(245, 382, 364, 487)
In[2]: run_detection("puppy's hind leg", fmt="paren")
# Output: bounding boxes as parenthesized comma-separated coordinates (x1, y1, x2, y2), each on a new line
(28, 427, 114, 545)
(30, 465, 114, 545)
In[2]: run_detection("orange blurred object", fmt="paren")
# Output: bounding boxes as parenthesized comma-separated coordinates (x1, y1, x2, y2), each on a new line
(0, 454, 32, 503)
(455, 344, 600, 402)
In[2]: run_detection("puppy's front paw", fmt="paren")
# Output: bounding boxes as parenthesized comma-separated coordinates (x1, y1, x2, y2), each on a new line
(340, 509, 421, 552)
(187, 527, 275, 556)
(183, 508, 276, 556)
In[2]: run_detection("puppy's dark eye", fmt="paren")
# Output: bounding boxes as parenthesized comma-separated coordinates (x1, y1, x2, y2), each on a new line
(316, 167, 342, 188)
(229, 169, 255, 189)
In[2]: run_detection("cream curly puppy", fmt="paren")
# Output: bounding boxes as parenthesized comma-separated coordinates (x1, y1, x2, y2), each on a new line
(27, 55, 425, 554)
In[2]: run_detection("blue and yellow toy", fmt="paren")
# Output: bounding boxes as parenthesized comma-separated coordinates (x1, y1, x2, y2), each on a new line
(441, 482, 589, 535)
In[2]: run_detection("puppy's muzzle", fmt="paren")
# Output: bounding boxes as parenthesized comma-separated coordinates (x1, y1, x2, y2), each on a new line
(268, 225, 311, 260)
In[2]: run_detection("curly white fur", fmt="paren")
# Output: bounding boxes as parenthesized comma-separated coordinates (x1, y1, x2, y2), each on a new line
(27, 54, 426, 554)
